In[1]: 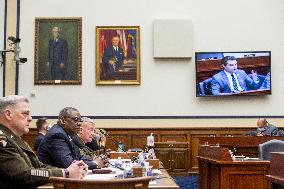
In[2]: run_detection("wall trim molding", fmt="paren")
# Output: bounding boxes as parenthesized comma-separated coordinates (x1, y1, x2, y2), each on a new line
(31, 115, 284, 119)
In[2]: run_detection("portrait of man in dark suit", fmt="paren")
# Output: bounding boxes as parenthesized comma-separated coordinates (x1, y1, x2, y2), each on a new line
(47, 26, 68, 80)
(102, 35, 126, 72)
(34, 18, 82, 85)
(96, 26, 140, 84)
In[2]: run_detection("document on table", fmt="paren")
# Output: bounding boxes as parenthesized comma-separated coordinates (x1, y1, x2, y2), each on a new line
(83, 173, 117, 180)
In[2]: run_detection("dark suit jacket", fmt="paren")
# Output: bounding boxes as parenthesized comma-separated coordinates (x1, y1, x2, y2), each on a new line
(102, 46, 125, 70)
(48, 38, 68, 80)
(37, 124, 97, 169)
(0, 124, 63, 189)
(211, 70, 261, 95)
(257, 124, 279, 136)
(34, 133, 45, 151)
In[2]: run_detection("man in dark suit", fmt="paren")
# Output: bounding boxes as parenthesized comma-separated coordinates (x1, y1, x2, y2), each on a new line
(0, 95, 88, 189)
(47, 26, 68, 80)
(102, 35, 126, 78)
(211, 56, 261, 95)
(37, 107, 99, 169)
(34, 117, 49, 151)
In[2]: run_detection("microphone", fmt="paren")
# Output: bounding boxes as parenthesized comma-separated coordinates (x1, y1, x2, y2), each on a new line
(97, 129, 108, 143)
(98, 129, 138, 162)
(98, 129, 107, 136)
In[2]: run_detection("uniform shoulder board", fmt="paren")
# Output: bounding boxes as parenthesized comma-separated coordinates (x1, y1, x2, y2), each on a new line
(31, 169, 50, 178)
(0, 130, 8, 147)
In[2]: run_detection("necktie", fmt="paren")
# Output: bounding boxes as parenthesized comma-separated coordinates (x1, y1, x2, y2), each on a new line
(231, 74, 238, 91)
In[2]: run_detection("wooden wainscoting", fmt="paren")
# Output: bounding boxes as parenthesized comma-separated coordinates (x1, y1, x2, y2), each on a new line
(23, 127, 255, 175)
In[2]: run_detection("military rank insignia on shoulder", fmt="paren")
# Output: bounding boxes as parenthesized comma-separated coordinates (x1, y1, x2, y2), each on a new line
(31, 169, 49, 178)
(0, 130, 8, 147)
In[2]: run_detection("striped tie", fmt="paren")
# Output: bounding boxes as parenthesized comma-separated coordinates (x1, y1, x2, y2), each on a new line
(231, 74, 238, 91)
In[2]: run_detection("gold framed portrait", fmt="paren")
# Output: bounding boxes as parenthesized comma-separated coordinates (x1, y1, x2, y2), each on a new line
(96, 26, 140, 85)
(34, 17, 82, 85)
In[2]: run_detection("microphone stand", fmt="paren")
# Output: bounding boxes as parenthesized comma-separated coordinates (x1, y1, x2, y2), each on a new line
(99, 129, 138, 163)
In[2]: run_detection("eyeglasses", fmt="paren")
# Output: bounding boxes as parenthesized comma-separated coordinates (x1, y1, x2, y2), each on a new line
(65, 116, 82, 123)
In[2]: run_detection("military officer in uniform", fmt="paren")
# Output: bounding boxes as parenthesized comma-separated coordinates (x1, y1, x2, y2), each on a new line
(72, 117, 107, 168)
(0, 95, 88, 189)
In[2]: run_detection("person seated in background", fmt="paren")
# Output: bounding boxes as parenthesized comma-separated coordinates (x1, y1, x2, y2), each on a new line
(86, 128, 106, 152)
(34, 117, 49, 151)
(37, 107, 98, 169)
(211, 56, 262, 95)
(256, 118, 280, 136)
(245, 118, 283, 136)
(0, 95, 88, 189)
(72, 117, 107, 168)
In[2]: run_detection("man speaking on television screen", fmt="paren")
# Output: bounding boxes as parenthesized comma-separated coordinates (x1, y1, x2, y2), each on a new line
(211, 56, 262, 95)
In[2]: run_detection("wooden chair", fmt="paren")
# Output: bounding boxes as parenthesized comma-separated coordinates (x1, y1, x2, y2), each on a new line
(49, 176, 152, 189)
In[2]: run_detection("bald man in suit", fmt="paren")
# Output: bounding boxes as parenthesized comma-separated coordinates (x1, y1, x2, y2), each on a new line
(256, 118, 279, 136)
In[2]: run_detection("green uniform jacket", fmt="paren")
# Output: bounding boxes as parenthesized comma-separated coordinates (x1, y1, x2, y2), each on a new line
(72, 135, 97, 160)
(0, 124, 64, 189)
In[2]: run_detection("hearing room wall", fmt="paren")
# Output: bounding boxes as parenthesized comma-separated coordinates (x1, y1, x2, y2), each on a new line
(17, 0, 284, 119)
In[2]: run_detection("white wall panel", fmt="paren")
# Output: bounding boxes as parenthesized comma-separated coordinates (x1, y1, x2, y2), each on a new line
(18, 0, 284, 116)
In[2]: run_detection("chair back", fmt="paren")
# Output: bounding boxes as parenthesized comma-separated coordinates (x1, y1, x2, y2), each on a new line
(50, 176, 151, 189)
(198, 78, 212, 96)
(259, 139, 284, 160)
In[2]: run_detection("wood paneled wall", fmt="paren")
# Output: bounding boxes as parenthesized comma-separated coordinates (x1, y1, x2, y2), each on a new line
(23, 127, 255, 173)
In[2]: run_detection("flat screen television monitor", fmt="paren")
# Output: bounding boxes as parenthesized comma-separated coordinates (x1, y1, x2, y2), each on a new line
(195, 51, 271, 97)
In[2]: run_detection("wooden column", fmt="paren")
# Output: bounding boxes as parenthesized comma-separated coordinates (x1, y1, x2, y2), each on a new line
(4, 0, 19, 96)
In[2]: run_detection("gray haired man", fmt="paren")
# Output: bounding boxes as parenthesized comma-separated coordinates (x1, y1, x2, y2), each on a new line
(0, 95, 87, 189)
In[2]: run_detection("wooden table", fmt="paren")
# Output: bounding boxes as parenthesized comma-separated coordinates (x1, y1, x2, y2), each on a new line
(198, 145, 270, 189)
(152, 167, 179, 189)
(38, 163, 179, 189)
(199, 136, 284, 158)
